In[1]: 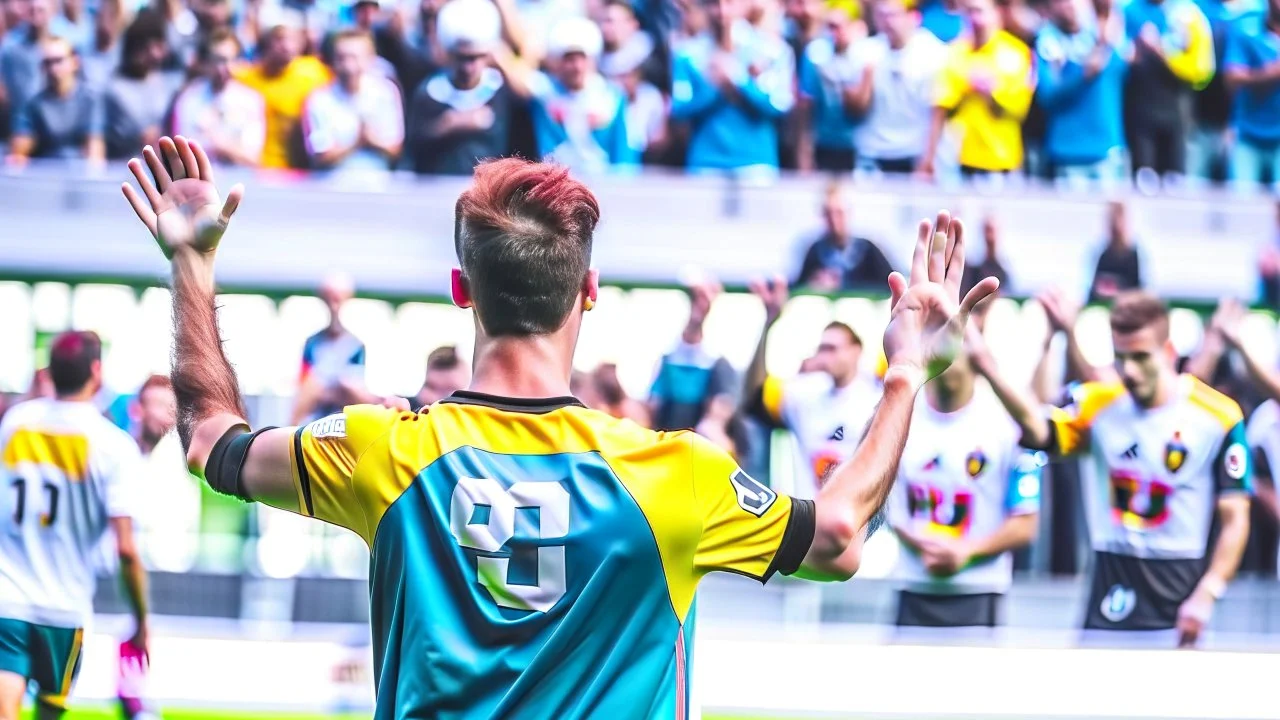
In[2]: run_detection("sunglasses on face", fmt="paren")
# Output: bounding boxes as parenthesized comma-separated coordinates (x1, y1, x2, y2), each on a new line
(453, 53, 487, 63)
(42, 55, 69, 67)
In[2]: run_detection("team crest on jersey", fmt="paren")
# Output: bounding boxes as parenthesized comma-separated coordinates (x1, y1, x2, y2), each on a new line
(1224, 442, 1247, 480)
(965, 449, 987, 479)
(923, 455, 941, 471)
(729, 469, 777, 517)
(1164, 432, 1188, 473)
(307, 414, 346, 439)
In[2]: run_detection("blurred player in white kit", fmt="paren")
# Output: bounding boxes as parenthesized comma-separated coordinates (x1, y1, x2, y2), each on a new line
(0, 331, 150, 719)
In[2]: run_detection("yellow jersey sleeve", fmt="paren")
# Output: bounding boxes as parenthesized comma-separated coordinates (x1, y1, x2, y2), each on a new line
(291, 404, 400, 541)
(1166, 4, 1215, 90)
(1044, 382, 1125, 457)
(689, 434, 815, 582)
(991, 38, 1035, 121)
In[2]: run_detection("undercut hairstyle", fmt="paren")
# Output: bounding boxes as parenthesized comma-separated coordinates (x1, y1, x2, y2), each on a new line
(825, 321, 862, 347)
(49, 331, 102, 396)
(1109, 290, 1170, 340)
(427, 345, 462, 371)
(455, 158, 600, 337)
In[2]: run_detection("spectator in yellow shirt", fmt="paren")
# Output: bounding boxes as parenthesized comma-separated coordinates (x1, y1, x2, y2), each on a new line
(918, 0, 1035, 178)
(233, 12, 331, 169)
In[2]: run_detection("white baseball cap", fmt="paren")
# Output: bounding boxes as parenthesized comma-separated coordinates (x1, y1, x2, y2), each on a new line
(436, 0, 503, 53)
(547, 16, 603, 59)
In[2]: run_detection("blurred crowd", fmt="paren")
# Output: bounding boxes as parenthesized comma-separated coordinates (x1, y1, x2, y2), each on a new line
(1, 0, 1278, 186)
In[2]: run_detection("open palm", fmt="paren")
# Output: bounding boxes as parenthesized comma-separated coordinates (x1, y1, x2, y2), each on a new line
(882, 211, 1000, 382)
(121, 135, 244, 259)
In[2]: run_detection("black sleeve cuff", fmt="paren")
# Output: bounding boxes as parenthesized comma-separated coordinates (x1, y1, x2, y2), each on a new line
(207, 424, 277, 502)
(764, 498, 816, 583)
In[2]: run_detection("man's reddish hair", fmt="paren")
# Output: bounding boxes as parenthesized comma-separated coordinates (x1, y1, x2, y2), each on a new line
(455, 158, 600, 336)
(139, 374, 173, 396)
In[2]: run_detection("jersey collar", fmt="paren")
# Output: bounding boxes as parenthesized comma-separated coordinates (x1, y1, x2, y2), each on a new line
(441, 390, 585, 414)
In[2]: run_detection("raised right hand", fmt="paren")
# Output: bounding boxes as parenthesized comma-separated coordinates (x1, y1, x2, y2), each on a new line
(881, 212, 1000, 385)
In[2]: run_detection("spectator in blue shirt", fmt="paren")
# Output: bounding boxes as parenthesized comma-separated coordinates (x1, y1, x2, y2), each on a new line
(1224, 0, 1280, 189)
(1036, 0, 1130, 188)
(497, 16, 637, 173)
(671, 0, 795, 177)
(920, 0, 967, 42)
(1187, 0, 1265, 182)
(796, 5, 867, 172)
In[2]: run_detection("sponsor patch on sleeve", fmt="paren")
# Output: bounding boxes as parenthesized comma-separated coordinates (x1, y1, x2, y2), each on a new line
(307, 414, 346, 440)
(1224, 442, 1247, 481)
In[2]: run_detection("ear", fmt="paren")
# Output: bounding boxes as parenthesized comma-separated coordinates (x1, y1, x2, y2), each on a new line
(451, 268, 472, 309)
(584, 269, 599, 306)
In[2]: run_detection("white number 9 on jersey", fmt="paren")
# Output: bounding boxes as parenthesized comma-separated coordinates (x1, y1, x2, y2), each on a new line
(448, 478, 570, 613)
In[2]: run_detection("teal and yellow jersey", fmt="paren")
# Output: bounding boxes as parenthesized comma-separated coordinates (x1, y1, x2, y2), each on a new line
(290, 391, 815, 719)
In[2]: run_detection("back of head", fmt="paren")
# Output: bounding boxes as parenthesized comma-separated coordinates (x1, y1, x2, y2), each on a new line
(427, 345, 462, 372)
(455, 158, 600, 337)
(48, 331, 102, 397)
(1109, 290, 1169, 340)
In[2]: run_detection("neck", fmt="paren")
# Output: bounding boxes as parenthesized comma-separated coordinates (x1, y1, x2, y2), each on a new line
(342, 74, 361, 92)
(453, 70, 480, 89)
(262, 57, 289, 76)
(469, 336, 574, 398)
(888, 29, 909, 50)
(927, 377, 974, 414)
(714, 24, 734, 50)
(326, 321, 344, 336)
(53, 78, 75, 97)
(973, 26, 993, 46)
(830, 370, 856, 390)
(55, 387, 95, 403)
(1269, 15, 1280, 33)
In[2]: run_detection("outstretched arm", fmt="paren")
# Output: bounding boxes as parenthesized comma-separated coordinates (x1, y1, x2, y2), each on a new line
(122, 136, 299, 511)
(799, 212, 1000, 581)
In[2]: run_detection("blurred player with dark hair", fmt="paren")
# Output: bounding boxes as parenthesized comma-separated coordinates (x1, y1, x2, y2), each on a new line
(0, 331, 150, 720)
(120, 135, 995, 718)
(745, 284, 881, 499)
(888, 327, 1043, 630)
(411, 345, 471, 409)
(981, 290, 1252, 647)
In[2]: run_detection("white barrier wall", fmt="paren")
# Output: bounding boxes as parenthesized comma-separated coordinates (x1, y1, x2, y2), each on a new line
(70, 618, 1280, 719)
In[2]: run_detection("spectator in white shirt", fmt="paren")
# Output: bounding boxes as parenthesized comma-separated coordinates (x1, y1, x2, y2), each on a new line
(851, 0, 945, 174)
(303, 28, 405, 172)
(171, 29, 267, 167)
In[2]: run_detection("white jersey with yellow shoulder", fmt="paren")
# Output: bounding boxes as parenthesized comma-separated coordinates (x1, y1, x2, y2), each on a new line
(890, 387, 1044, 594)
(1046, 375, 1252, 559)
(0, 398, 142, 628)
(761, 372, 881, 499)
